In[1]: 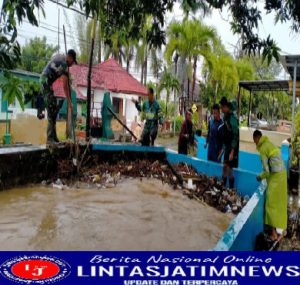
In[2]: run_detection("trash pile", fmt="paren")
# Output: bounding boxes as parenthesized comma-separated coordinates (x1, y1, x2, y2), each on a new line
(279, 199, 300, 251)
(52, 157, 247, 214)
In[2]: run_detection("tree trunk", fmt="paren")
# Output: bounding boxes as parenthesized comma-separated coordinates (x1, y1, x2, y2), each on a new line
(143, 46, 148, 86)
(192, 55, 197, 102)
(140, 60, 144, 84)
(187, 78, 190, 102)
(166, 90, 170, 117)
(214, 81, 219, 104)
(97, 22, 102, 63)
(98, 40, 102, 63)
(174, 53, 179, 75)
(187, 56, 191, 108)
(126, 53, 130, 72)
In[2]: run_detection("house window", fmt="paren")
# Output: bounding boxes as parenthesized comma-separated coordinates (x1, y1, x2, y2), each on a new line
(112, 97, 123, 115)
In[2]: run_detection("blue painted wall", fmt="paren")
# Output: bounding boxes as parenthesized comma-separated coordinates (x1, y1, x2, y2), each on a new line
(92, 144, 165, 153)
(196, 136, 289, 174)
(166, 150, 259, 197)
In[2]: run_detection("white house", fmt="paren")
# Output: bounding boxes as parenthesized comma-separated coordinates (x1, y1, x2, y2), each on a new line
(68, 58, 148, 128)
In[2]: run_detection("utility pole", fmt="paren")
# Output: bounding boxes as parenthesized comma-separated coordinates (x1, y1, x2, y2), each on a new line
(57, 4, 60, 52)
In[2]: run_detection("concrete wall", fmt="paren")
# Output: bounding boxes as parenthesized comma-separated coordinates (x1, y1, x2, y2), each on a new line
(0, 114, 67, 145)
(240, 127, 290, 147)
(196, 136, 290, 174)
(166, 150, 259, 197)
(0, 121, 9, 138)
(0, 146, 56, 190)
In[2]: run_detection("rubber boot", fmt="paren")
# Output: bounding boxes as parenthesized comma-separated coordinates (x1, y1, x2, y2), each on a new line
(222, 176, 227, 187)
(229, 177, 235, 189)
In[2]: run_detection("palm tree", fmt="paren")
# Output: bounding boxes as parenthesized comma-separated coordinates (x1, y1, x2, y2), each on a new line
(135, 17, 164, 85)
(158, 67, 180, 116)
(204, 52, 239, 104)
(135, 17, 152, 85)
(74, 15, 104, 64)
(165, 19, 217, 104)
(104, 30, 125, 64)
(151, 49, 163, 80)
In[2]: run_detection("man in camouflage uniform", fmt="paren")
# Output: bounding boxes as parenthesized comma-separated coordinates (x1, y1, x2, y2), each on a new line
(132, 87, 164, 146)
(40, 49, 77, 144)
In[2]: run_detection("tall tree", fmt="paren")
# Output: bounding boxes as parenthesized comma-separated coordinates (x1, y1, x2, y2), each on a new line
(165, 19, 217, 101)
(158, 66, 180, 116)
(135, 17, 162, 85)
(18, 37, 57, 73)
(206, 52, 239, 103)
(104, 28, 136, 71)
(74, 15, 104, 64)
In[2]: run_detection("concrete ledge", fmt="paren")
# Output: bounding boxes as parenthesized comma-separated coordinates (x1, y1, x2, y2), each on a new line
(0, 147, 56, 190)
(240, 127, 290, 147)
(92, 143, 165, 153)
(92, 143, 167, 162)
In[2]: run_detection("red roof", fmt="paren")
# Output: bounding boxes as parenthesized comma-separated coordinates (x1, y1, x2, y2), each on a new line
(53, 58, 147, 99)
(92, 58, 148, 96)
(69, 64, 103, 89)
(52, 77, 86, 100)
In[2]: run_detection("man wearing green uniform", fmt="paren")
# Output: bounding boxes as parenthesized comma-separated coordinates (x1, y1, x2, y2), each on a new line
(219, 97, 239, 189)
(253, 130, 287, 241)
(40, 50, 77, 144)
(132, 88, 163, 146)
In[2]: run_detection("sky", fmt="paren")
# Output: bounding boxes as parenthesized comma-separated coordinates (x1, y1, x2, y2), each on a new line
(2, 0, 300, 79)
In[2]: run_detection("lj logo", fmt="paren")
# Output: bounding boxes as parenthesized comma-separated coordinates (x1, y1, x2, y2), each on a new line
(0, 255, 71, 284)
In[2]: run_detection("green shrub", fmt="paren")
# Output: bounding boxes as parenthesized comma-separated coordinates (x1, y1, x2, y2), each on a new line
(192, 112, 199, 128)
(202, 120, 207, 131)
(292, 110, 300, 168)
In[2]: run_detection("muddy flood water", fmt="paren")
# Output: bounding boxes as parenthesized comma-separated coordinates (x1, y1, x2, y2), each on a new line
(0, 179, 232, 250)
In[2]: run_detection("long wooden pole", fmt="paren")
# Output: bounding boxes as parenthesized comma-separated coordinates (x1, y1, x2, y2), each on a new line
(63, 25, 75, 140)
(247, 90, 252, 128)
(107, 106, 138, 140)
(86, 18, 97, 141)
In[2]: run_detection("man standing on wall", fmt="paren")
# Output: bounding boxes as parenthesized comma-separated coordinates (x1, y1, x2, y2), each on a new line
(219, 97, 239, 189)
(205, 104, 223, 162)
(40, 49, 77, 144)
(132, 87, 164, 146)
(253, 130, 287, 242)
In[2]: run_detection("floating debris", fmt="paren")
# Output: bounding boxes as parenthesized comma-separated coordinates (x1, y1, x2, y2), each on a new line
(52, 178, 64, 190)
(54, 158, 246, 214)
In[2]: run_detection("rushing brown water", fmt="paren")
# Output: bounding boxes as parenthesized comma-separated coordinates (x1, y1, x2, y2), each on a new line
(0, 179, 232, 250)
